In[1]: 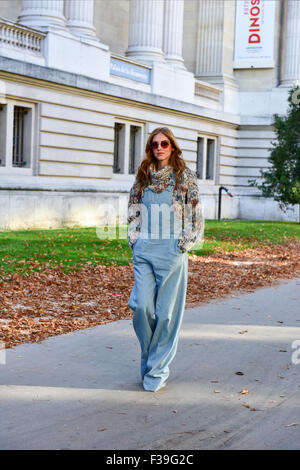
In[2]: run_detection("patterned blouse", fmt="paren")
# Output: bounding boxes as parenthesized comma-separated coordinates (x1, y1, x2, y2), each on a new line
(127, 163, 205, 253)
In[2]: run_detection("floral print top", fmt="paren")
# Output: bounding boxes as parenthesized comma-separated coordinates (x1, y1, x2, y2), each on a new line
(127, 163, 205, 253)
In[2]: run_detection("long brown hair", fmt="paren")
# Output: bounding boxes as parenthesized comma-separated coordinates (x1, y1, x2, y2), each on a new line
(134, 127, 186, 196)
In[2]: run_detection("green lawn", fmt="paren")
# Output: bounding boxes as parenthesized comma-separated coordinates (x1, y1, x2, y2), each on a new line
(0, 220, 299, 278)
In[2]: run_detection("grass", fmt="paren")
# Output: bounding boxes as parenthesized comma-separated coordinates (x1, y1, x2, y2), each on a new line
(0, 220, 299, 279)
(202, 219, 300, 255)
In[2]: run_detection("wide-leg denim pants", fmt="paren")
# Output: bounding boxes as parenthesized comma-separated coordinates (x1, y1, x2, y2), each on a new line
(128, 173, 188, 391)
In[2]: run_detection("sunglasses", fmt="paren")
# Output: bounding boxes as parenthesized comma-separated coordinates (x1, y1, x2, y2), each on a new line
(150, 140, 170, 150)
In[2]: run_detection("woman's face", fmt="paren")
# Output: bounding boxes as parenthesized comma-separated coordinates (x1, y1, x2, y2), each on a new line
(151, 132, 174, 168)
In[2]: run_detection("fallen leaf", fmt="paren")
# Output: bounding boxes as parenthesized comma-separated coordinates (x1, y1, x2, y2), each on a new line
(2, 239, 300, 349)
(242, 403, 256, 411)
(285, 422, 298, 427)
(239, 329, 248, 335)
(239, 389, 249, 395)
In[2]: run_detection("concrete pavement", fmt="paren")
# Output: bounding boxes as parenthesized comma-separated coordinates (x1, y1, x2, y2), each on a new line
(0, 276, 300, 450)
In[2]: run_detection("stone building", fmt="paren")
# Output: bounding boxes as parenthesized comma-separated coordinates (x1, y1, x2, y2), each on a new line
(0, 0, 299, 229)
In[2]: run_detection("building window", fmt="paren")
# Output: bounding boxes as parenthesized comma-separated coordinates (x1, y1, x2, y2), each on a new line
(129, 125, 141, 175)
(196, 135, 217, 182)
(0, 104, 6, 167)
(206, 138, 215, 180)
(0, 101, 34, 175)
(113, 120, 143, 176)
(196, 137, 204, 179)
(113, 122, 125, 173)
(13, 106, 30, 167)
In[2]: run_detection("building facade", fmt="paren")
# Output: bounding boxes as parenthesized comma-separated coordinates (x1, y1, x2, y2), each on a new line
(0, 0, 299, 230)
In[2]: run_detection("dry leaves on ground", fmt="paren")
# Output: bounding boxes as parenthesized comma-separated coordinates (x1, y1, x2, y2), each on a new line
(0, 239, 300, 349)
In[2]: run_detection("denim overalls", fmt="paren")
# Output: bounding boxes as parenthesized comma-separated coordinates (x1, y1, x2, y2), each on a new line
(128, 169, 188, 392)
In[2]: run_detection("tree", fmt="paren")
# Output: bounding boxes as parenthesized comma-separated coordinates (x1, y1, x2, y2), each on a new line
(248, 85, 300, 222)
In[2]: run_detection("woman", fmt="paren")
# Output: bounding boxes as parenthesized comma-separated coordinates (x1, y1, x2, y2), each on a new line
(127, 127, 204, 392)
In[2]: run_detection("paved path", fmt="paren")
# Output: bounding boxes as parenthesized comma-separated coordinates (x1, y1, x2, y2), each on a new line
(1, 277, 300, 450)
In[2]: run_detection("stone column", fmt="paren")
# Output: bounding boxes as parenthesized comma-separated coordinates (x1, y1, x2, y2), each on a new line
(163, 0, 185, 69)
(195, 0, 224, 81)
(17, 0, 66, 30)
(125, 0, 165, 63)
(281, 0, 300, 86)
(195, 0, 237, 86)
(65, 0, 97, 39)
(195, 0, 238, 112)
